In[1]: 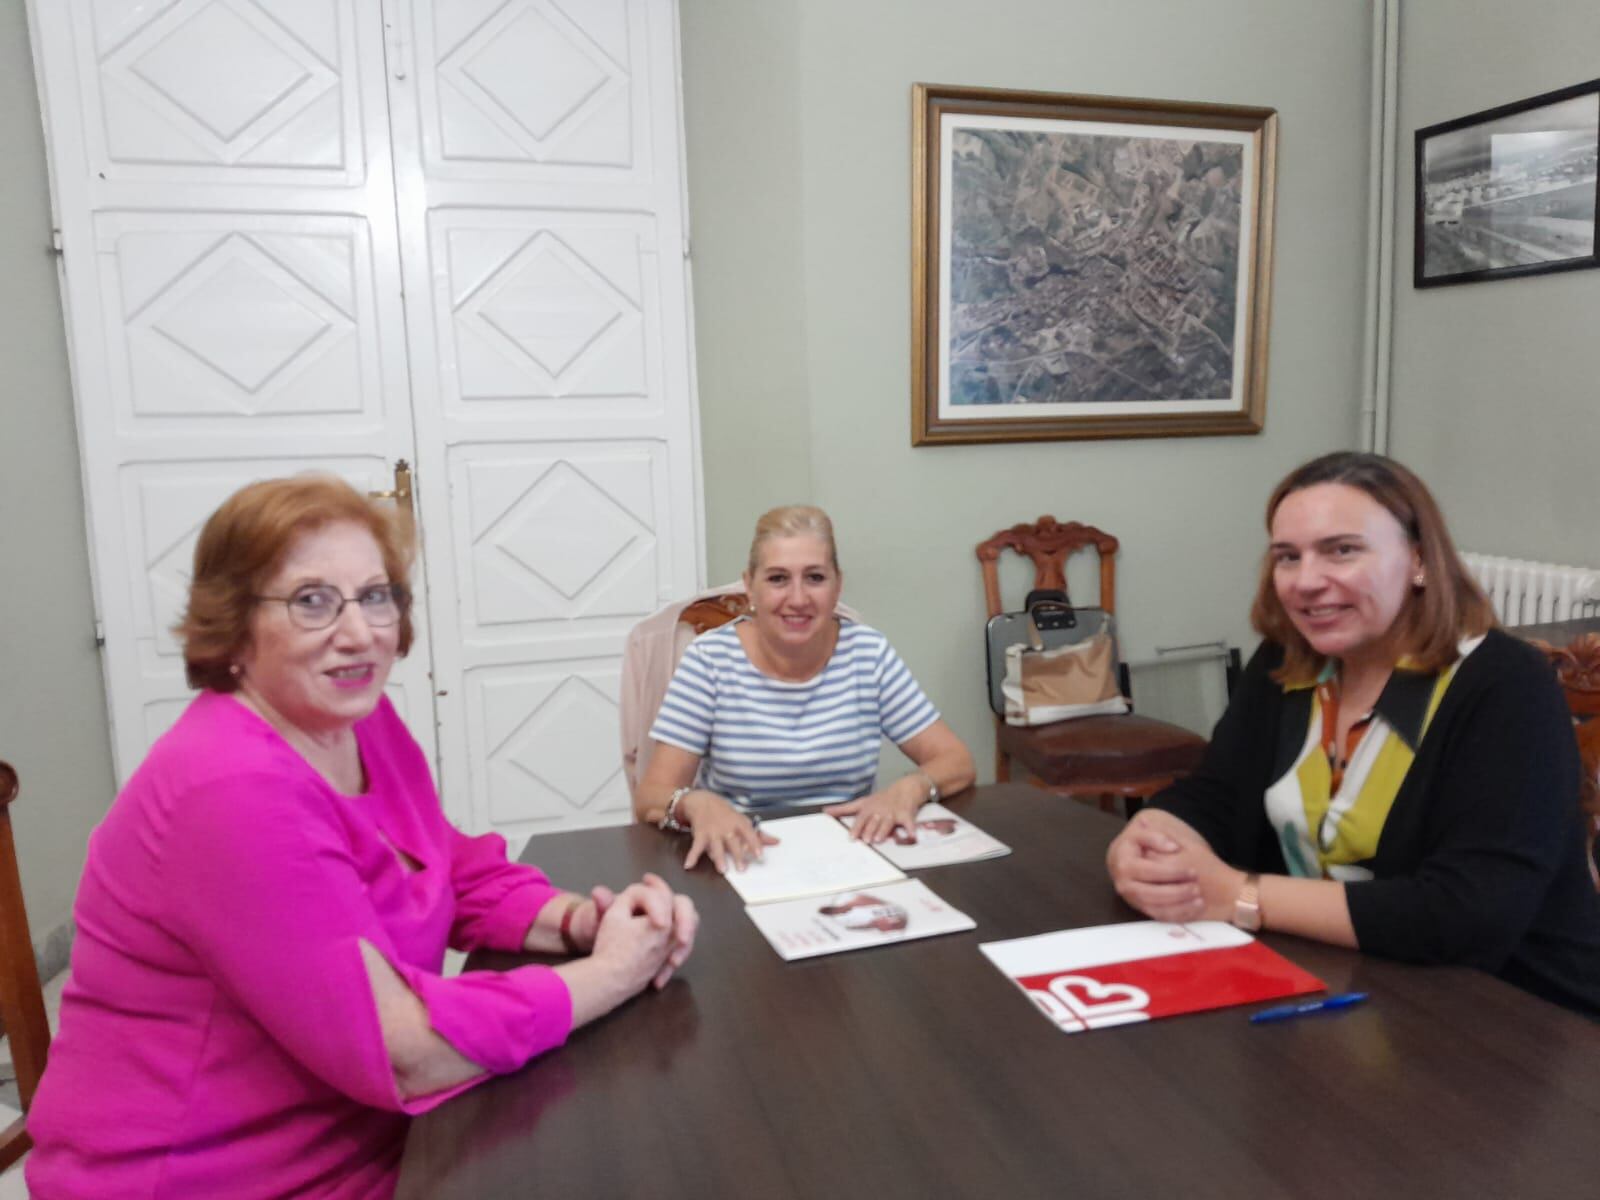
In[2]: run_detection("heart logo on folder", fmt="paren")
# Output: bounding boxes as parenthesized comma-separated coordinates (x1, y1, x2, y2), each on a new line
(983, 921, 1326, 1033)
(1028, 974, 1151, 1031)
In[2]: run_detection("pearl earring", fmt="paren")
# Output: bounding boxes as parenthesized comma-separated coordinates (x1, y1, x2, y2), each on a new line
(1413, 573, 1426, 588)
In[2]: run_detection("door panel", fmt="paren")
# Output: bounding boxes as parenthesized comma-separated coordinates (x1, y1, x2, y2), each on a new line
(32, 0, 438, 780)
(424, 0, 639, 176)
(441, 212, 656, 416)
(31, 0, 700, 825)
(99, 214, 384, 427)
(451, 442, 672, 632)
(394, 0, 701, 837)
(466, 659, 629, 828)
(76, 0, 360, 181)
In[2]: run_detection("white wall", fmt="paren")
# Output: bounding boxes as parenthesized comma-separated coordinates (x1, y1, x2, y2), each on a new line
(0, 0, 115, 957)
(682, 0, 1377, 774)
(1388, 0, 1600, 564)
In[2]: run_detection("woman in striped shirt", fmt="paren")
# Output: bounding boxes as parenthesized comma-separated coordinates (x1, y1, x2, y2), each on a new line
(635, 506, 974, 873)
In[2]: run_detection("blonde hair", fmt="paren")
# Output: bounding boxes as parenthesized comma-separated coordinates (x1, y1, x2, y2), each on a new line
(747, 505, 840, 574)
(1250, 452, 1494, 684)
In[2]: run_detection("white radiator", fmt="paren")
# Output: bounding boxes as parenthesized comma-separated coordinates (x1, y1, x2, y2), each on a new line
(1129, 642, 1236, 737)
(1461, 553, 1600, 625)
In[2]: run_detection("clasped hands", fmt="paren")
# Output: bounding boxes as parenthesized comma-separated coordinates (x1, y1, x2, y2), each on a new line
(562, 873, 698, 992)
(1105, 809, 1248, 926)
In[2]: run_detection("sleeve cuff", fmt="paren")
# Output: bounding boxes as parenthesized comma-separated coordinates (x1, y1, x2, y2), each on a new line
(398, 961, 575, 1093)
(475, 878, 565, 952)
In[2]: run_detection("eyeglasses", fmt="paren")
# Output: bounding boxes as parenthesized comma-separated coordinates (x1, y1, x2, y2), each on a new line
(253, 583, 409, 631)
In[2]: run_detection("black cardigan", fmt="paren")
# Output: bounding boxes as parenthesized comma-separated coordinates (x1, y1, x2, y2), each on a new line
(1150, 629, 1600, 1018)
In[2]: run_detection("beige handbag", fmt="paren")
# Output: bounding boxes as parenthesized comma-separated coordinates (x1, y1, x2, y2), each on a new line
(998, 606, 1129, 727)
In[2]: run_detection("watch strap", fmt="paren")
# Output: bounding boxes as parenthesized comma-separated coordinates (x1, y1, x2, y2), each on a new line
(1232, 872, 1262, 932)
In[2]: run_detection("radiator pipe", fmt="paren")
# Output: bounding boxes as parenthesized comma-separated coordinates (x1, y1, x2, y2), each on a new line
(1360, 0, 1401, 453)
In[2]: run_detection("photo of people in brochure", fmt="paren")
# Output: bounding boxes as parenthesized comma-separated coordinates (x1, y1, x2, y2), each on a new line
(745, 879, 976, 961)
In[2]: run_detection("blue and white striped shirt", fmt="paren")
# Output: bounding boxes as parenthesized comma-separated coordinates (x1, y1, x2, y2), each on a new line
(649, 619, 941, 809)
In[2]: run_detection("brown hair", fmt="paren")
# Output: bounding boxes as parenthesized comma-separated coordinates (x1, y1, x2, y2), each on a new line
(1250, 452, 1494, 683)
(177, 475, 415, 692)
(746, 505, 840, 574)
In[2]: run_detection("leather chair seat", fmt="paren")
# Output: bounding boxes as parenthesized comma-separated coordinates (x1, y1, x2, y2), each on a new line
(997, 713, 1206, 789)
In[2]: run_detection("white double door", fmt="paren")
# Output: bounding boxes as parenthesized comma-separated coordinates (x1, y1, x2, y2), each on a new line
(31, 0, 702, 837)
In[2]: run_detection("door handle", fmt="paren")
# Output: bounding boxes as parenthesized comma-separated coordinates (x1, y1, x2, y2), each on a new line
(369, 460, 415, 535)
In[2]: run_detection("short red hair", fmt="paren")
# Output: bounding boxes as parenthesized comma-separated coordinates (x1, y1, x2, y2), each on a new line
(177, 475, 414, 692)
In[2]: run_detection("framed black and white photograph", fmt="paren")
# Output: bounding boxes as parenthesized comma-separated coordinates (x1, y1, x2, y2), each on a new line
(1415, 79, 1600, 288)
(911, 84, 1277, 446)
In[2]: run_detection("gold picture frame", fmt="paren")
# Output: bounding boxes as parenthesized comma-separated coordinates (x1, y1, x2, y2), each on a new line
(912, 83, 1278, 445)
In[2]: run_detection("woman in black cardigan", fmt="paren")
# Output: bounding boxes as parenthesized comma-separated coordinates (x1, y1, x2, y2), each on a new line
(1107, 452, 1600, 1017)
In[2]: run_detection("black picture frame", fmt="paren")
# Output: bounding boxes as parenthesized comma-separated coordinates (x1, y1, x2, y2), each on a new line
(1414, 78, 1600, 288)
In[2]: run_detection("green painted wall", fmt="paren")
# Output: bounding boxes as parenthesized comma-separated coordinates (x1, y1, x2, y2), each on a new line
(681, 0, 1376, 775)
(0, 0, 116, 950)
(1388, 0, 1600, 564)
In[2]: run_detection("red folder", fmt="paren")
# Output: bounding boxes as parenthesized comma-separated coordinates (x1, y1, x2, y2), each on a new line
(981, 921, 1324, 1032)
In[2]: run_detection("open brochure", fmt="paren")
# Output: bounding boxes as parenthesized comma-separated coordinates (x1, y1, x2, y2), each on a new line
(840, 802, 1011, 870)
(745, 878, 977, 961)
(723, 813, 906, 906)
(726, 814, 976, 959)
(980, 920, 1324, 1032)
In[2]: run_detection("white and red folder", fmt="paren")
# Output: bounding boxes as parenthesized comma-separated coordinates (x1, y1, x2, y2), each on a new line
(980, 920, 1324, 1032)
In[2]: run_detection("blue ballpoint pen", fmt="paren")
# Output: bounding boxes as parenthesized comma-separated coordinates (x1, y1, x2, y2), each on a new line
(1249, 991, 1369, 1024)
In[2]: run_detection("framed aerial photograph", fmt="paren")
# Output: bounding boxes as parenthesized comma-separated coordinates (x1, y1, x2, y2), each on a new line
(1414, 78, 1600, 288)
(911, 84, 1278, 446)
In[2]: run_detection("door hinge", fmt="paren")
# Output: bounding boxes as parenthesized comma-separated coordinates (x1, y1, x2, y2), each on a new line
(93, 620, 106, 648)
(50, 229, 64, 258)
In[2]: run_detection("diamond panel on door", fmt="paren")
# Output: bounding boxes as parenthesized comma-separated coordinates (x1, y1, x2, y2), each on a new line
(428, 0, 635, 170)
(437, 211, 655, 412)
(89, 0, 361, 179)
(451, 442, 671, 633)
(467, 659, 630, 831)
(98, 213, 390, 430)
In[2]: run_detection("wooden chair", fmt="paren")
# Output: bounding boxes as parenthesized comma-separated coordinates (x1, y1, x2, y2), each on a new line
(678, 593, 748, 636)
(1530, 634, 1600, 889)
(0, 759, 51, 1170)
(976, 517, 1208, 814)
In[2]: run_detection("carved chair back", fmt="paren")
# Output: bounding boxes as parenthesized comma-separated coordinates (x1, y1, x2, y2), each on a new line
(1535, 634, 1600, 889)
(0, 759, 52, 1170)
(679, 593, 748, 635)
(976, 517, 1118, 620)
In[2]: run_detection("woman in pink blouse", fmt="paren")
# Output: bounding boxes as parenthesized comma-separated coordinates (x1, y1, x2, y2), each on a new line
(26, 476, 698, 1199)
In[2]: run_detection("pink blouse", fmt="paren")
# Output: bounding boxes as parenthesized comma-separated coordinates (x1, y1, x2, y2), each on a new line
(27, 692, 573, 1198)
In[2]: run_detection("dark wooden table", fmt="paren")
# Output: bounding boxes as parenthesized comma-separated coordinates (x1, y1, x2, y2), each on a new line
(398, 785, 1600, 1199)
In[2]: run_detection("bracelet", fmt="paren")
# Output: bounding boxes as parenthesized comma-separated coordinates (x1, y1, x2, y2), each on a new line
(910, 771, 940, 807)
(558, 897, 584, 954)
(660, 786, 692, 833)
